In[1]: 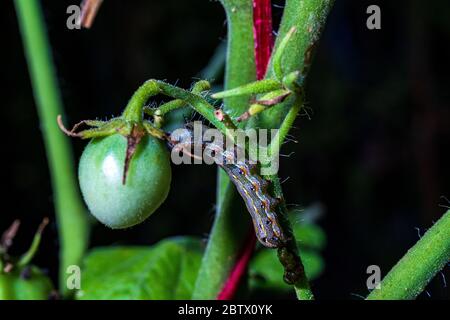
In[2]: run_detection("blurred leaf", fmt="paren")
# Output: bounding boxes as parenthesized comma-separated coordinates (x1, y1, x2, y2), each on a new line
(161, 106, 192, 132)
(0, 266, 54, 300)
(249, 247, 324, 292)
(77, 237, 203, 300)
(291, 223, 327, 251)
(249, 219, 326, 294)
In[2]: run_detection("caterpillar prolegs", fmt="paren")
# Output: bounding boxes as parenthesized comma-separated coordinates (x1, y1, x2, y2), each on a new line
(168, 123, 287, 248)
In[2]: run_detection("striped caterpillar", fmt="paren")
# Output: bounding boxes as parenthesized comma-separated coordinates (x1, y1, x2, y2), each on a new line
(168, 123, 287, 248)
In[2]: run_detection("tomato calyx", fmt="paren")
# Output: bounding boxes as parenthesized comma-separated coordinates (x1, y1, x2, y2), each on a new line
(58, 115, 167, 184)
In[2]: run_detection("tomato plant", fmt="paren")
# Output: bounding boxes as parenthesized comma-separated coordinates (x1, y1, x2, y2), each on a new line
(9, 0, 449, 302)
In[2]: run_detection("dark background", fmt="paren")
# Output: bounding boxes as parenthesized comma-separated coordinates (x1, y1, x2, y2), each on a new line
(1, 0, 448, 299)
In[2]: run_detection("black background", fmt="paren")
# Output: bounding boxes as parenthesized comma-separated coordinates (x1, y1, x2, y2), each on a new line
(0, 0, 448, 299)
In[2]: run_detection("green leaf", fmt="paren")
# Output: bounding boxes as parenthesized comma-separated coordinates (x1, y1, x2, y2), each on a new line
(77, 237, 203, 300)
(249, 247, 324, 292)
(249, 220, 326, 293)
(0, 266, 54, 300)
(291, 223, 326, 251)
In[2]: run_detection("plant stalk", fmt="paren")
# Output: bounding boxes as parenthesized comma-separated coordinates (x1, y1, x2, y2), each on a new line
(14, 0, 89, 296)
(258, 0, 335, 129)
(367, 210, 450, 300)
(192, 0, 256, 299)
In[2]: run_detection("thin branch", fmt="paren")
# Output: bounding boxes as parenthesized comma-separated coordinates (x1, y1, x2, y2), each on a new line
(216, 0, 274, 300)
(367, 210, 450, 300)
(14, 0, 89, 296)
(192, 0, 256, 299)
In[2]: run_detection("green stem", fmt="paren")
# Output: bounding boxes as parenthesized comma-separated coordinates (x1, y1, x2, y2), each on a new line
(256, 0, 335, 299)
(191, 179, 250, 299)
(123, 80, 160, 122)
(123, 80, 235, 133)
(14, 0, 89, 296)
(192, 0, 256, 299)
(268, 95, 302, 158)
(269, 94, 314, 300)
(272, 175, 314, 300)
(144, 80, 211, 117)
(18, 219, 48, 267)
(267, 0, 335, 76)
(145, 99, 183, 117)
(268, 100, 314, 300)
(211, 79, 282, 99)
(219, 0, 256, 119)
(258, 0, 335, 129)
(367, 210, 450, 300)
(272, 27, 297, 81)
(193, 0, 334, 300)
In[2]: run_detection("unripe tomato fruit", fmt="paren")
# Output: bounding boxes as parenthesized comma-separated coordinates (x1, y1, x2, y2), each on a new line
(78, 134, 171, 228)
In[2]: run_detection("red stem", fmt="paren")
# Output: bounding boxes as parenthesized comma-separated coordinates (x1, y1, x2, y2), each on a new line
(217, 230, 257, 299)
(217, 0, 273, 300)
(253, 0, 274, 80)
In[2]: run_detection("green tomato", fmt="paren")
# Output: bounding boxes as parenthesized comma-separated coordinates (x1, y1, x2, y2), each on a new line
(79, 134, 171, 229)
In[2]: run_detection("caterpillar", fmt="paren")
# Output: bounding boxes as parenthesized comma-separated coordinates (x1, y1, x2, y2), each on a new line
(168, 123, 287, 248)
